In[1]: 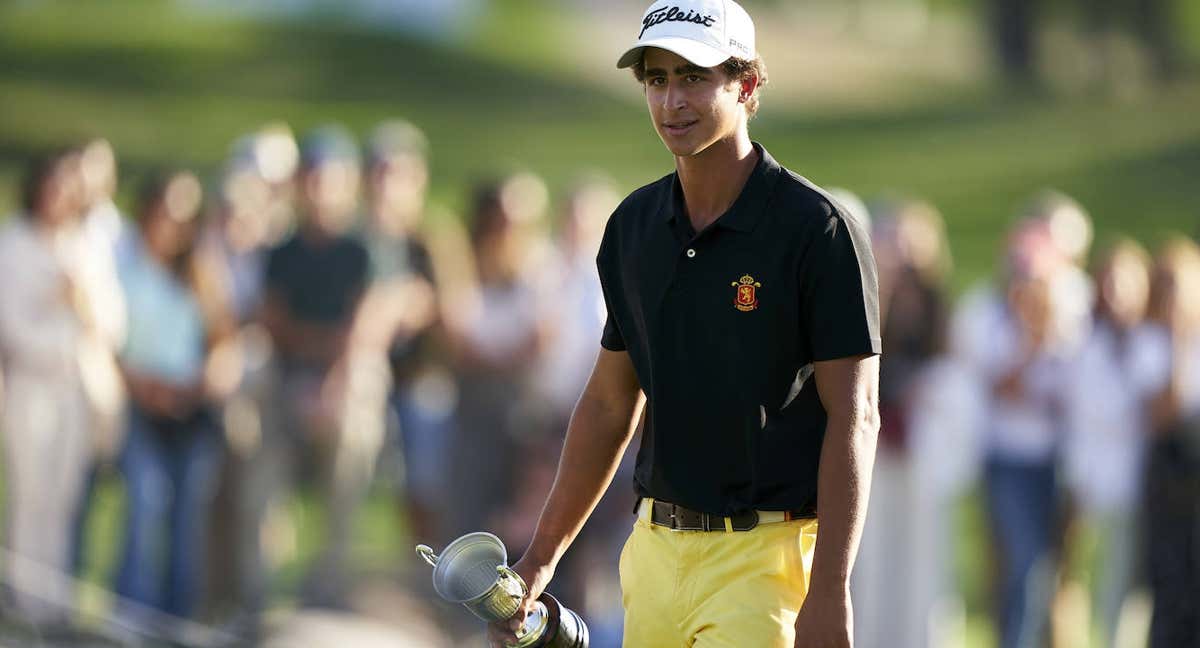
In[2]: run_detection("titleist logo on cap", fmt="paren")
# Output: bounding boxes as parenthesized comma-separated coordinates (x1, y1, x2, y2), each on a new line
(640, 6, 717, 38)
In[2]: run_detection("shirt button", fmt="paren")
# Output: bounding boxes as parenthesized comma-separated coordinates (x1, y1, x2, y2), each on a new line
(686, 248, 696, 258)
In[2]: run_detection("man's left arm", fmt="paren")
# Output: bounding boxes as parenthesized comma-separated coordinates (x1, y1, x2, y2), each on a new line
(795, 353, 880, 648)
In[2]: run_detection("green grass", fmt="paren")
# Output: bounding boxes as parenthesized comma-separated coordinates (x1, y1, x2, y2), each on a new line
(2, 1, 1197, 293)
(1, 2, 1198, 645)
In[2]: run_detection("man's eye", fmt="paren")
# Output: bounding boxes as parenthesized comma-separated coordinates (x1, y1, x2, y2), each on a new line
(686, 75, 703, 83)
(649, 77, 665, 86)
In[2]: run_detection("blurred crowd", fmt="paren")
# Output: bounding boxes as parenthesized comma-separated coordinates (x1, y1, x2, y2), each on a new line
(0, 123, 1198, 648)
(0, 124, 625, 646)
(851, 192, 1200, 648)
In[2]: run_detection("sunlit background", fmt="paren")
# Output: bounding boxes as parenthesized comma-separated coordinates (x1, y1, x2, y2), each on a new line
(0, 0, 1197, 646)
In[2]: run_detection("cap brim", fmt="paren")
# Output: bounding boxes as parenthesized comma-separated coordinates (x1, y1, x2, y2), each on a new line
(616, 37, 731, 69)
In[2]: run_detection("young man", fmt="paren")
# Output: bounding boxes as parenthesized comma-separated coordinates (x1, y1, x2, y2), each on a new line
(490, 1, 881, 646)
(259, 125, 376, 607)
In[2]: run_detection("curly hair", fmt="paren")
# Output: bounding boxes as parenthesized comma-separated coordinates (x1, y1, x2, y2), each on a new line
(630, 55, 769, 118)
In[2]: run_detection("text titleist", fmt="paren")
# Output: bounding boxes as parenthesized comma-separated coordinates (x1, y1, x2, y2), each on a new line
(640, 6, 717, 38)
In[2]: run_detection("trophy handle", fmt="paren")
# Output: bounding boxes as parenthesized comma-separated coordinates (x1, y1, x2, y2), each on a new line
(496, 565, 528, 597)
(415, 544, 439, 567)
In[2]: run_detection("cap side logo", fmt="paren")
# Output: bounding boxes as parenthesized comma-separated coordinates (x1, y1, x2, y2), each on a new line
(640, 6, 717, 38)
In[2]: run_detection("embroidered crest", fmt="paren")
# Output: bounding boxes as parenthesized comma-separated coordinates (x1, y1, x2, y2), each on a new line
(731, 274, 761, 312)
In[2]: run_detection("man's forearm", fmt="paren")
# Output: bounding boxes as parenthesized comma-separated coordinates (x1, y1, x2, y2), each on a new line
(807, 411, 878, 595)
(524, 390, 643, 566)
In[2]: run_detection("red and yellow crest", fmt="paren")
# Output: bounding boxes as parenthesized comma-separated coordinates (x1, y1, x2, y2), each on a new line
(731, 274, 762, 312)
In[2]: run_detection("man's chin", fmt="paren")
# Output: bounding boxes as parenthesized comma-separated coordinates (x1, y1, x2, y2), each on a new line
(661, 139, 710, 159)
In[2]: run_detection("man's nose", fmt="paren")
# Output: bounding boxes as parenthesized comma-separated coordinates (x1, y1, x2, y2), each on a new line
(662, 80, 686, 111)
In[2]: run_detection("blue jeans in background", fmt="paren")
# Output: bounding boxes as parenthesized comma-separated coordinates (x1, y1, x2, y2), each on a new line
(984, 456, 1059, 648)
(115, 407, 223, 620)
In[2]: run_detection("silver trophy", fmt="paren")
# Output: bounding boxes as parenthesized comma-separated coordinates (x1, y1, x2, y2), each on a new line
(416, 533, 588, 647)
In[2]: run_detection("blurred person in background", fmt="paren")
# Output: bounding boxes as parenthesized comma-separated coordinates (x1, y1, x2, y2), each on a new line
(534, 175, 619, 430)
(258, 124, 376, 608)
(0, 148, 125, 627)
(1022, 191, 1096, 644)
(229, 123, 301, 249)
(70, 137, 133, 582)
(955, 215, 1073, 648)
(356, 120, 449, 547)
(79, 137, 131, 264)
(199, 164, 275, 325)
(1065, 238, 1156, 648)
(1142, 236, 1200, 647)
(1036, 191, 1095, 354)
(531, 175, 627, 646)
(114, 170, 236, 623)
(1061, 239, 1155, 648)
(854, 197, 960, 648)
(442, 173, 549, 544)
(195, 160, 278, 622)
(982, 218, 1071, 648)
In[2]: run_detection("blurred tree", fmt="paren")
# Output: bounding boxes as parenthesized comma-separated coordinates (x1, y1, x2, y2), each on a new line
(1082, 0, 1181, 81)
(986, 0, 1040, 84)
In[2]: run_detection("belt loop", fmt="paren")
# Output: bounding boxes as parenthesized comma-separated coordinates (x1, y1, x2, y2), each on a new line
(723, 516, 734, 533)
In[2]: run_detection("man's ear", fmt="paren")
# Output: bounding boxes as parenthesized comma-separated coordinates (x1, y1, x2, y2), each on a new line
(739, 75, 758, 102)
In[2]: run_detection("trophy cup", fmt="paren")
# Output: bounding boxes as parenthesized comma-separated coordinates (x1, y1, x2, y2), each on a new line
(416, 533, 588, 647)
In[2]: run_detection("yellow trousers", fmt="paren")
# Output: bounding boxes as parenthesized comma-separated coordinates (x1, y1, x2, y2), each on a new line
(619, 503, 819, 647)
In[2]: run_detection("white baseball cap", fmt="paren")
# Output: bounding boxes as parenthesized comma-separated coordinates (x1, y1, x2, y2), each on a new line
(616, 0, 756, 70)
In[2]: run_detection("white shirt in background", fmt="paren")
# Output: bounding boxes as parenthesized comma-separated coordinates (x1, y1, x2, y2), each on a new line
(1064, 322, 1167, 514)
(952, 286, 1069, 463)
(458, 280, 540, 366)
(84, 199, 133, 268)
(535, 252, 606, 413)
(0, 216, 125, 374)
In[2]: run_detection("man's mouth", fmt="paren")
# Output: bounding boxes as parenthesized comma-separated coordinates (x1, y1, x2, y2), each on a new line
(662, 120, 698, 136)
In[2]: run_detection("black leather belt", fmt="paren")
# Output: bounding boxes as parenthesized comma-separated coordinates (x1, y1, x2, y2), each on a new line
(644, 499, 813, 532)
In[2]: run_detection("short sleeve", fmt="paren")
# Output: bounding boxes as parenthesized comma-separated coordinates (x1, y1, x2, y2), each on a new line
(798, 208, 882, 361)
(597, 216, 627, 352)
(601, 312, 626, 351)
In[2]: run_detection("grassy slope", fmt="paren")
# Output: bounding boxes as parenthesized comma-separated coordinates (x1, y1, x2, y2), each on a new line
(1, 2, 1197, 285)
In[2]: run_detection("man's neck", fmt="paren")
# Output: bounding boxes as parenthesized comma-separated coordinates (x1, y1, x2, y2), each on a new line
(369, 208, 417, 239)
(300, 219, 336, 246)
(675, 133, 757, 233)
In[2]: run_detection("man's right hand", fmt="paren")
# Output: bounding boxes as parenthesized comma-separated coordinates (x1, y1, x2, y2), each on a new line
(485, 347, 643, 647)
(486, 555, 555, 648)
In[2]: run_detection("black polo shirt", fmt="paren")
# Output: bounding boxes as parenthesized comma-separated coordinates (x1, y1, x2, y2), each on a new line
(266, 230, 370, 326)
(597, 143, 881, 516)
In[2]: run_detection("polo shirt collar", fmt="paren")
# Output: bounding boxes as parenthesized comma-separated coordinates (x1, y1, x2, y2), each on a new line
(663, 141, 783, 234)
